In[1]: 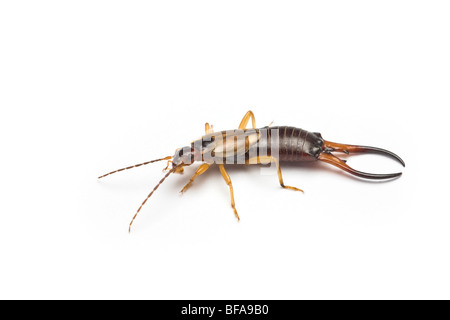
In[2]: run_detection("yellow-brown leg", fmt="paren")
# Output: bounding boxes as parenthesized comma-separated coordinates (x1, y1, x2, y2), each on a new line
(218, 164, 240, 221)
(205, 122, 214, 134)
(247, 156, 304, 193)
(180, 163, 211, 193)
(162, 160, 173, 171)
(238, 110, 256, 130)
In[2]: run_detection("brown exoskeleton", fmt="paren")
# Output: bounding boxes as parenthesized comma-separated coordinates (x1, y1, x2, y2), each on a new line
(99, 111, 405, 232)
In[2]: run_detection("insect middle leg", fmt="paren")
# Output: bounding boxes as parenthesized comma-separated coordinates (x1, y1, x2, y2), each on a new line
(247, 156, 304, 193)
(218, 164, 240, 221)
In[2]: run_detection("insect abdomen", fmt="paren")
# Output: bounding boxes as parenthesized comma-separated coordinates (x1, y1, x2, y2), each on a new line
(266, 126, 324, 162)
(194, 126, 324, 163)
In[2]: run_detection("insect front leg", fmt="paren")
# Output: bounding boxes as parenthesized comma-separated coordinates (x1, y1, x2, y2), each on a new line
(205, 122, 214, 134)
(180, 163, 211, 193)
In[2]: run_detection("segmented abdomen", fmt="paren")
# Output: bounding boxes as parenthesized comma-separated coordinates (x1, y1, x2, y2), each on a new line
(253, 126, 324, 162)
(193, 126, 324, 163)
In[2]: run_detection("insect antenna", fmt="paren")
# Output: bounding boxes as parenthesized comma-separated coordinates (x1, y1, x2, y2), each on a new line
(98, 156, 173, 179)
(128, 166, 178, 233)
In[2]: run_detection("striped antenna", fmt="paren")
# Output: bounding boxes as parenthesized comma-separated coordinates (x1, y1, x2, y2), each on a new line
(98, 156, 173, 179)
(128, 166, 177, 233)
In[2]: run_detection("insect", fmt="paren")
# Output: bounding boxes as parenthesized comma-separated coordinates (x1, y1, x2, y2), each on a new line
(99, 111, 405, 232)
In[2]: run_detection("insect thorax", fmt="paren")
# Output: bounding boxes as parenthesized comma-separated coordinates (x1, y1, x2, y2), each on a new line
(190, 128, 280, 164)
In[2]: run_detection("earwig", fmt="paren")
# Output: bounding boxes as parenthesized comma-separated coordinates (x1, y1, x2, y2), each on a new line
(99, 111, 405, 232)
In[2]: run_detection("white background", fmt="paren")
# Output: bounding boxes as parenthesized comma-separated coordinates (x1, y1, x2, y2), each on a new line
(1, 1, 449, 299)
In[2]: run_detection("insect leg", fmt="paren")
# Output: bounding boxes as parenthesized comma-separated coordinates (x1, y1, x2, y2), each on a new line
(218, 164, 240, 221)
(162, 160, 173, 171)
(205, 122, 214, 134)
(180, 163, 211, 193)
(247, 156, 304, 193)
(238, 110, 256, 130)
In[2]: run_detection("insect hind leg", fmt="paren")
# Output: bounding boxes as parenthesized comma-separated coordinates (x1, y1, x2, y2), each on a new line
(238, 110, 256, 130)
(247, 156, 304, 193)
